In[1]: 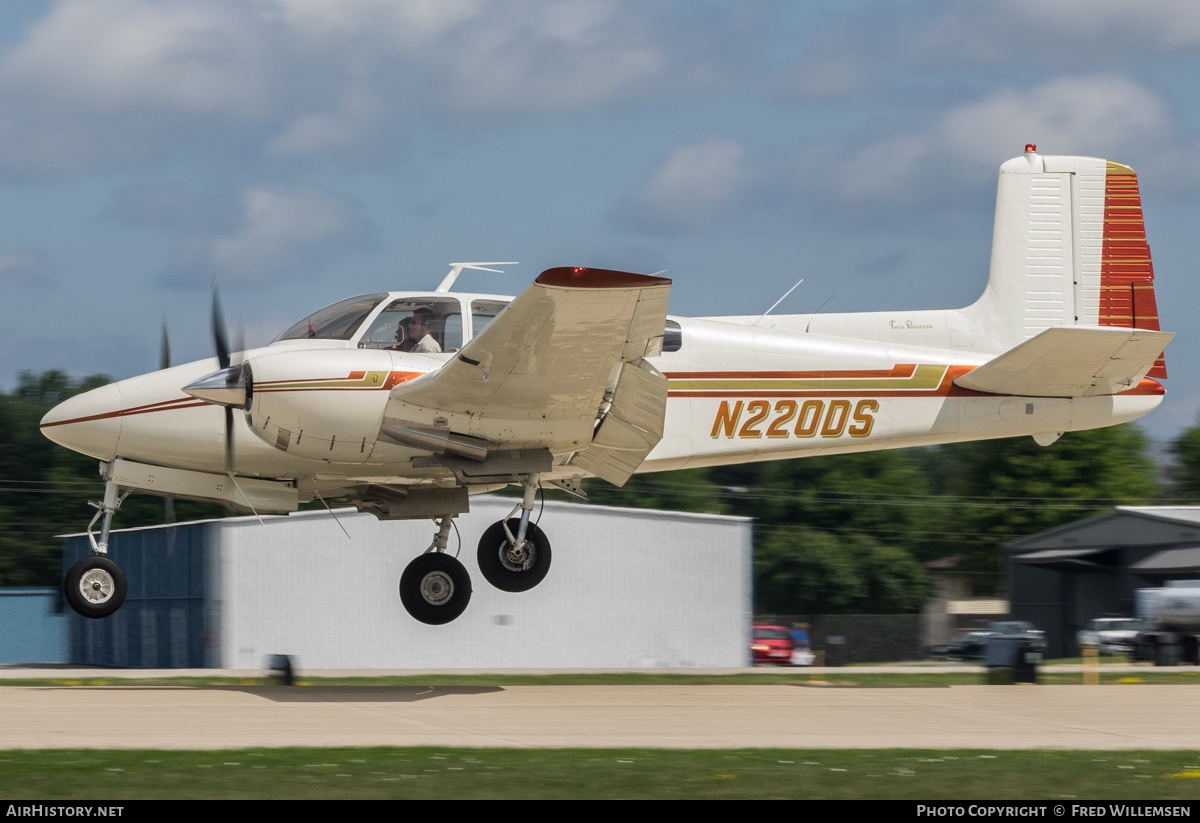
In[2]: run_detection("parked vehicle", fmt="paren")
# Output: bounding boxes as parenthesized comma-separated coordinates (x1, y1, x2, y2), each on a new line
(927, 631, 992, 661)
(985, 621, 1047, 655)
(751, 625, 794, 665)
(928, 621, 1046, 662)
(1077, 617, 1144, 655)
(1134, 588, 1200, 666)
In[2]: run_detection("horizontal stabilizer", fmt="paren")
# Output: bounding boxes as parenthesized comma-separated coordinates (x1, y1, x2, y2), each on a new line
(954, 326, 1173, 398)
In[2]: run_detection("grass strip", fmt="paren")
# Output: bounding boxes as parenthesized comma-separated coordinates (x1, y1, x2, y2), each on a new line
(3, 747, 1200, 800)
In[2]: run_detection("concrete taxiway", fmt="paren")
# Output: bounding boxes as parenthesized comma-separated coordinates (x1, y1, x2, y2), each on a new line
(1, 678, 1197, 750)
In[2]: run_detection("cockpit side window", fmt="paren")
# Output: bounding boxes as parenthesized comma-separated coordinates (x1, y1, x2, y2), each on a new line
(663, 319, 683, 353)
(471, 299, 510, 338)
(358, 297, 463, 352)
(274, 294, 387, 342)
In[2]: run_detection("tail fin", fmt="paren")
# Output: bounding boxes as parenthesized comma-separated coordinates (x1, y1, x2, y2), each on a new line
(967, 146, 1166, 377)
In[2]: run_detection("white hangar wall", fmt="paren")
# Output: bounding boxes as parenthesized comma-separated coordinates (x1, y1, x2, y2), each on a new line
(214, 496, 752, 669)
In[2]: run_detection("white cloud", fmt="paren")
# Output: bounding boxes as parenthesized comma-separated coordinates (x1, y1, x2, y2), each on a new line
(266, 89, 384, 159)
(263, 0, 483, 45)
(836, 75, 1171, 203)
(940, 75, 1169, 162)
(911, 0, 1200, 63)
(0, 0, 269, 115)
(0, 0, 689, 173)
(620, 139, 754, 233)
(164, 186, 370, 285)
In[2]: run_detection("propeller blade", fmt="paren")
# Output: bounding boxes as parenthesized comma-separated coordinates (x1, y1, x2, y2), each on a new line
(234, 314, 245, 366)
(211, 281, 231, 370)
(224, 406, 235, 475)
(210, 279, 239, 473)
(227, 310, 245, 474)
(160, 314, 171, 371)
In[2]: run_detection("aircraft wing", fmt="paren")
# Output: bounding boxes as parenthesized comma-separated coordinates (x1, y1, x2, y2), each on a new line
(382, 267, 671, 482)
(954, 326, 1174, 398)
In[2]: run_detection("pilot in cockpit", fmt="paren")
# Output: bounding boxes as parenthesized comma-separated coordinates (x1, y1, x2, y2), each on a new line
(396, 307, 442, 354)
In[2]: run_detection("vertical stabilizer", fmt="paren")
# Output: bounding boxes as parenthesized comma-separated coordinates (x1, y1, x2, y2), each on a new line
(966, 147, 1165, 377)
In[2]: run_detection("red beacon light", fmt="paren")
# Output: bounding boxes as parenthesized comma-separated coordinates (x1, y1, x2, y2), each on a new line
(573, 267, 587, 273)
(1024, 144, 1037, 153)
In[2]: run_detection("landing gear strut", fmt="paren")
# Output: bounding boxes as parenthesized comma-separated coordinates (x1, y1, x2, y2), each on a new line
(65, 466, 129, 619)
(477, 473, 552, 593)
(399, 515, 472, 624)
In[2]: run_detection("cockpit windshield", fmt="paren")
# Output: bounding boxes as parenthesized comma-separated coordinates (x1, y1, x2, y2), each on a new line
(274, 294, 387, 342)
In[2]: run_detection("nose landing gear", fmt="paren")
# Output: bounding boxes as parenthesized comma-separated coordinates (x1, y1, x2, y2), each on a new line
(64, 464, 130, 619)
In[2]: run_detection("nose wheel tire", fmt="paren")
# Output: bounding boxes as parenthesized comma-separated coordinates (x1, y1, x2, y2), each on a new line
(400, 553, 472, 625)
(64, 556, 127, 619)
(477, 519, 552, 593)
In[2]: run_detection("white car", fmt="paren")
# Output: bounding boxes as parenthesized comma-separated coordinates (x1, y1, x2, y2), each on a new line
(1077, 618, 1144, 655)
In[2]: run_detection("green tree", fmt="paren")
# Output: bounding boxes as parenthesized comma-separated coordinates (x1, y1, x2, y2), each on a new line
(582, 468, 729, 515)
(728, 450, 944, 559)
(0, 371, 227, 585)
(928, 424, 1160, 580)
(1169, 416, 1200, 501)
(0, 371, 111, 584)
(754, 527, 931, 614)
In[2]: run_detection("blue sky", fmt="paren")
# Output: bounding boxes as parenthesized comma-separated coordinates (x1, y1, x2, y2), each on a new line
(2, 0, 1199, 441)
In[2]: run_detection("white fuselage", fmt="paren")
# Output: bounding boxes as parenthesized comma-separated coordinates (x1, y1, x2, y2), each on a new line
(40, 295, 1165, 502)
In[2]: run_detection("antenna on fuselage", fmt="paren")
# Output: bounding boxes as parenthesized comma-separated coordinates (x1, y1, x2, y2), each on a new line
(805, 294, 837, 333)
(435, 261, 519, 293)
(752, 278, 803, 327)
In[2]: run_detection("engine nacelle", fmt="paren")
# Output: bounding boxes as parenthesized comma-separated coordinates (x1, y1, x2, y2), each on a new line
(243, 347, 427, 463)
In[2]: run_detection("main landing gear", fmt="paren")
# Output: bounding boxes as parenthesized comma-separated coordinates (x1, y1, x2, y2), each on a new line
(399, 516, 472, 625)
(65, 467, 130, 619)
(476, 520, 551, 593)
(397, 474, 553, 624)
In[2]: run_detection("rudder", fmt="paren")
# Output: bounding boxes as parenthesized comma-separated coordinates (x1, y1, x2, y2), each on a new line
(1098, 160, 1165, 377)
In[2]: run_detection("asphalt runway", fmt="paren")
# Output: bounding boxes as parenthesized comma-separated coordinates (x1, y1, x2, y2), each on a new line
(4, 682, 1199, 750)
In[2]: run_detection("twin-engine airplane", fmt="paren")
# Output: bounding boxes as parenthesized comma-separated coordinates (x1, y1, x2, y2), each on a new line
(42, 146, 1173, 624)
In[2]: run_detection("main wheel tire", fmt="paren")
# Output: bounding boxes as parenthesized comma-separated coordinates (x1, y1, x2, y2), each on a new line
(476, 519, 552, 593)
(63, 556, 127, 619)
(399, 553, 472, 625)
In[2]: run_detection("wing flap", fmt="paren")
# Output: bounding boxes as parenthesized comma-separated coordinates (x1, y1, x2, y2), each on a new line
(954, 326, 1173, 397)
(573, 357, 668, 486)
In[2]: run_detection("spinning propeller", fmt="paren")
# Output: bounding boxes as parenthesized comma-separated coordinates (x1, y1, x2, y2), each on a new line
(181, 283, 248, 475)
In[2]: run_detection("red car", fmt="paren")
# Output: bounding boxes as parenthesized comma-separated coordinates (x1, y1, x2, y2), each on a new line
(751, 625, 795, 665)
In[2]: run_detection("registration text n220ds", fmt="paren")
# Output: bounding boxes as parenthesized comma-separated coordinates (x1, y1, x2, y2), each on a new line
(710, 399, 878, 440)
